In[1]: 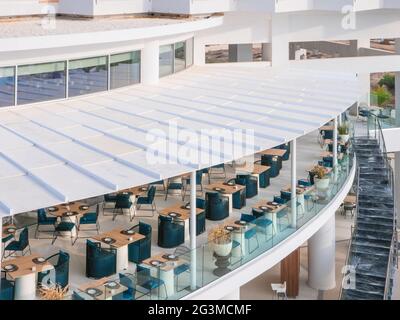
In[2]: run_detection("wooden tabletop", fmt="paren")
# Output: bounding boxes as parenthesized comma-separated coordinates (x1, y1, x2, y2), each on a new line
(159, 203, 204, 221)
(253, 200, 288, 214)
(320, 125, 334, 131)
(78, 277, 127, 300)
(241, 163, 270, 175)
(92, 228, 145, 248)
(306, 166, 333, 175)
(281, 185, 315, 195)
(2, 254, 53, 279)
(320, 151, 344, 160)
(221, 218, 253, 231)
(2, 224, 17, 240)
(48, 201, 90, 218)
(204, 182, 246, 195)
(344, 195, 357, 204)
(258, 149, 287, 157)
(119, 186, 148, 196)
(324, 139, 345, 146)
(142, 253, 186, 272)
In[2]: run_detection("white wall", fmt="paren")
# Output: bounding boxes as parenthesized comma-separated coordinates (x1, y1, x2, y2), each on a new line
(383, 128, 400, 153)
(0, 0, 55, 17)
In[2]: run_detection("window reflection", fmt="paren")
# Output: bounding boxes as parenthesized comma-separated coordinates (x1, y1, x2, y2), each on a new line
(17, 62, 66, 105)
(0, 67, 15, 107)
(159, 44, 174, 78)
(68, 56, 108, 97)
(110, 51, 141, 90)
(174, 41, 186, 73)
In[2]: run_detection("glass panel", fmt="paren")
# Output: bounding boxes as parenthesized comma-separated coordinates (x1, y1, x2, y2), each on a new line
(17, 62, 66, 105)
(174, 41, 186, 73)
(159, 44, 174, 78)
(186, 38, 194, 67)
(68, 56, 108, 97)
(0, 66, 15, 107)
(110, 51, 141, 89)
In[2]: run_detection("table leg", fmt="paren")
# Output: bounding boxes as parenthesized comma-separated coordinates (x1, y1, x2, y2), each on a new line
(14, 273, 36, 300)
(115, 245, 129, 271)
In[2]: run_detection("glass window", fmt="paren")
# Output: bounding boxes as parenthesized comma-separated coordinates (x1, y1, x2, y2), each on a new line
(68, 56, 108, 97)
(0, 67, 15, 107)
(186, 38, 194, 67)
(174, 41, 186, 73)
(159, 44, 174, 77)
(110, 51, 141, 89)
(17, 62, 66, 105)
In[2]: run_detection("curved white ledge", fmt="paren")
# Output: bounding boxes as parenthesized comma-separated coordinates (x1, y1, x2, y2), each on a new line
(181, 159, 357, 300)
(382, 127, 400, 153)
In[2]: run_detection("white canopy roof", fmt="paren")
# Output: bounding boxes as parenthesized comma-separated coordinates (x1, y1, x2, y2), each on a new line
(0, 63, 360, 216)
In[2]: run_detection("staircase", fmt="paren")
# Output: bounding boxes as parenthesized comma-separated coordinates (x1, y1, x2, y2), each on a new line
(341, 135, 397, 300)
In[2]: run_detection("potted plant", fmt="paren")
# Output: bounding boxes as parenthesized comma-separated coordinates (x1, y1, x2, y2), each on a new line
(310, 165, 330, 191)
(371, 86, 393, 116)
(39, 284, 69, 300)
(338, 123, 350, 143)
(208, 226, 232, 257)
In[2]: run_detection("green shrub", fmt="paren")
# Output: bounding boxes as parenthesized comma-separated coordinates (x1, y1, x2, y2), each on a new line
(378, 74, 395, 91)
(371, 86, 392, 107)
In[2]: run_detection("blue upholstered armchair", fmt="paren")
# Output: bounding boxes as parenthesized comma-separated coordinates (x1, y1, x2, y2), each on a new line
(205, 192, 229, 221)
(157, 215, 185, 248)
(0, 271, 14, 300)
(136, 186, 157, 217)
(225, 178, 246, 209)
(236, 174, 258, 199)
(37, 251, 70, 289)
(113, 192, 133, 221)
(35, 208, 57, 238)
(79, 204, 100, 233)
(261, 154, 280, 178)
(128, 222, 152, 264)
(86, 240, 117, 279)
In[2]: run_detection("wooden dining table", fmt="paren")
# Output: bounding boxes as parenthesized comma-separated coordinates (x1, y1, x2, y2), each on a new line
(240, 163, 270, 191)
(253, 200, 288, 234)
(204, 183, 246, 214)
(2, 254, 53, 300)
(320, 151, 344, 160)
(221, 218, 254, 257)
(258, 149, 287, 157)
(92, 228, 145, 271)
(320, 125, 334, 131)
(141, 253, 187, 297)
(78, 276, 128, 300)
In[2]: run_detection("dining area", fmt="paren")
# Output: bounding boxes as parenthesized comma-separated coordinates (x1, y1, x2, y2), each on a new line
(0, 120, 353, 301)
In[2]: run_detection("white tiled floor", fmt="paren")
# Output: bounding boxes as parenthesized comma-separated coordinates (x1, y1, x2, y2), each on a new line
(4, 127, 345, 299)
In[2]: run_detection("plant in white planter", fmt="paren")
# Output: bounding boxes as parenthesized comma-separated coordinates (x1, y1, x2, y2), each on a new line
(338, 123, 350, 143)
(311, 165, 330, 191)
(208, 226, 232, 257)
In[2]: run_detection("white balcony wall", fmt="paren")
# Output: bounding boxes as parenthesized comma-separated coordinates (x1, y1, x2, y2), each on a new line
(354, 0, 400, 11)
(92, 0, 152, 15)
(275, 0, 353, 12)
(0, 0, 57, 17)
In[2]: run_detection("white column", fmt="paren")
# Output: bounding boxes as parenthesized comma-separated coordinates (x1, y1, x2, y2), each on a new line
(290, 139, 297, 228)
(308, 215, 336, 290)
(228, 44, 253, 62)
(141, 41, 159, 85)
(395, 39, 400, 127)
(270, 14, 290, 66)
(190, 170, 197, 291)
(221, 288, 240, 300)
(194, 40, 206, 66)
(358, 73, 371, 106)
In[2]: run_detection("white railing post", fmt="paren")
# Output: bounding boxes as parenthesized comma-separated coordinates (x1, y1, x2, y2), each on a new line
(291, 139, 297, 228)
(190, 170, 197, 291)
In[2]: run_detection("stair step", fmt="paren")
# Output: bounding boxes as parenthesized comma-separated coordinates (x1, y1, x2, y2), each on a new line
(342, 289, 384, 300)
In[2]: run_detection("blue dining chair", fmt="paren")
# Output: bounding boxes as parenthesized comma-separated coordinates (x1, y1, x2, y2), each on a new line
(52, 219, 77, 246)
(37, 251, 70, 289)
(113, 273, 136, 300)
(136, 186, 157, 217)
(205, 192, 229, 221)
(150, 180, 165, 191)
(321, 129, 334, 140)
(103, 193, 118, 213)
(209, 163, 226, 180)
(78, 204, 100, 234)
(244, 227, 259, 254)
(86, 240, 117, 279)
(322, 156, 334, 168)
(298, 179, 312, 187)
(35, 208, 57, 239)
(157, 215, 185, 248)
(173, 246, 190, 292)
(2, 230, 14, 253)
(273, 196, 286, 205)
(240, 213, 256, 223)
(3, 227, 31, 259)
(165, 178, 184, 201)
(236, 174, 258, 199)
(0, 271, 14, 300)
(225, 178, 246, 209)
(261, 155, 280, 178)
(250, 209, 273, 240)
(113, 192, 133, 221)
(128, 222, 152, 264)
(136, 265, 167, 300)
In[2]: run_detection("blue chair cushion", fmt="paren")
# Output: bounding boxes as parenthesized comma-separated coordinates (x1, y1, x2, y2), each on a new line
(240, 213, 256, 223)
(55, 222, 75, 232)
(142, 278, 164, 290)
(136, 197, 150, 205)
(244, 228, 257, 240)
(255, 219, 272, 228)
(168, 183, 182, 190)
(277, 211, 287, 219)
(5, 241, 22, 251)
(232, 240, 240, 248)
(2, 234, 13, 243)
(174, 263, 190, 276)
(80, 212, 97, 224)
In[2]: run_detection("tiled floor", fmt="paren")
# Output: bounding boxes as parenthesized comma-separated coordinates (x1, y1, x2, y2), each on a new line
(3, 127, 347, 299)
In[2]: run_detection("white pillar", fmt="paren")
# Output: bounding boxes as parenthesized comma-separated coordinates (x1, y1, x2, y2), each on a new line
(141, 41, 159, 84)
(190, 171, 197, 291)
(271, 14, 290, 66)
(308, 215, 336, 290)
(290, 139, 297, 228)
(333, 117, 338, 169)
(358, 73, 371, 106)
(262, 43, 272, 62)
(221, 288, 240, 300)
(228, 44, 253, 62)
